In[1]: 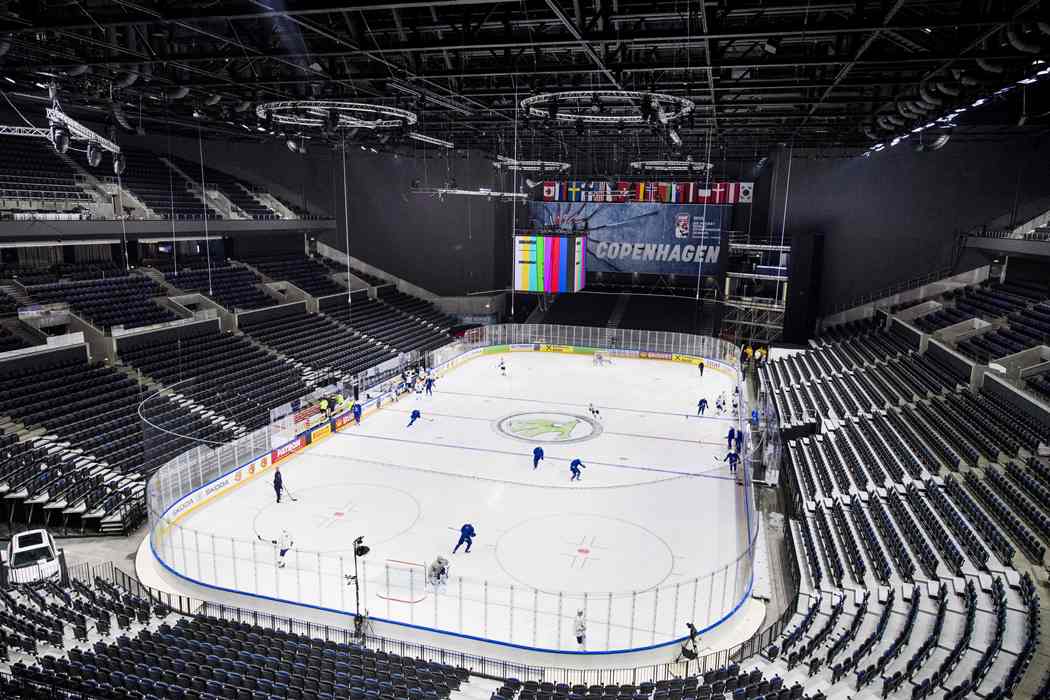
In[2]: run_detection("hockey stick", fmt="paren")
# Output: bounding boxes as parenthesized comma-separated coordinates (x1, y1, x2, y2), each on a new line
(284, 488, 299, 502)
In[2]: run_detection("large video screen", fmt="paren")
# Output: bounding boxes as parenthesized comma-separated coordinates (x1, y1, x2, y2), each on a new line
(513, 233, 586, 293)
(528, 201, 729, 275)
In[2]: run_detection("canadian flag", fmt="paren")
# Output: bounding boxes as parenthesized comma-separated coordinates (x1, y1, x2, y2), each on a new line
(542, 181, 557, 201)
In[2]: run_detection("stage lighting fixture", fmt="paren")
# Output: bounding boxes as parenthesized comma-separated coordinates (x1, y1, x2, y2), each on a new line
(113, 152, 126, 175)
(763, 38, 780, 55)
(590, 93, 603, 114)
(86, 141, 102, 167)
(50, 125, 69, 154)
(668, 127, 683, 148)
(285, 138, 299, 153)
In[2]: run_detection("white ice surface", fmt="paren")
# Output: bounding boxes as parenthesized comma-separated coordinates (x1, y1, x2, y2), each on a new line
(159, 352, 756, 653)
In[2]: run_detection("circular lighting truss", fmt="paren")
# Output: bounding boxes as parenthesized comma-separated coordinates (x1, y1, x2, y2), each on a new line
(492, 155, 570, 172)
(520, 91, 694, 125)
(255, 100, 418, 132)
(630, 159, 713, 173)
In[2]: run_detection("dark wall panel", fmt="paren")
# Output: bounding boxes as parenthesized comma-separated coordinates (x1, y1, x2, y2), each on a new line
(133, 134, 512, 297)
(319, 150, 513, 296)
(764, 133, 1050, 312)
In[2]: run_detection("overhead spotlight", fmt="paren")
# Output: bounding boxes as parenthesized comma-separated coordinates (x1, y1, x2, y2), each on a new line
(192, 108, 202, 119)
(113, 152, 126, 176)
(762, 37, 781, 55)
(668, 127, 683, 149)
(86, 141, 102, 168)
(590, 93, 603, 114)
(525, 178, 538, 189)
(616, 120, 624, 135)
(285, 138, 299, 153)
(50, 125, 70, 154)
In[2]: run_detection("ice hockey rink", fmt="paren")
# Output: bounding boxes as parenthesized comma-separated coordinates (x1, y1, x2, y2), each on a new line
(143, 349, 761, 656)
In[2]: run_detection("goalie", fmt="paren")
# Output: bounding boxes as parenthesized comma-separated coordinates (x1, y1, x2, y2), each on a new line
(428, 555, 450, 587)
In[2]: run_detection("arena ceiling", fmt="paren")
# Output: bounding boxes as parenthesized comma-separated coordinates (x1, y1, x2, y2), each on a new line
(0, 0, 1048, 169)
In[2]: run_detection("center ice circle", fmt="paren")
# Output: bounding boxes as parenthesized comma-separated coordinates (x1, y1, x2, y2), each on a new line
(495, 514, 674, 594)
(252, 482, 421, 554)
(495, 412, 601, 444)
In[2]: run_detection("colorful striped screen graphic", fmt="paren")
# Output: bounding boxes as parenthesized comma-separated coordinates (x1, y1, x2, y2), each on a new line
(514, 234, 586, 293)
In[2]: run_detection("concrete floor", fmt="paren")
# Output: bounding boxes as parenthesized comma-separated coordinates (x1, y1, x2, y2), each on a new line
(56, 525, 147, 569)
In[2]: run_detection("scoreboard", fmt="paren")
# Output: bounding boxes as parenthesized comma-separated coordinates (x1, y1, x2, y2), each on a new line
(513, 232, 586, 293)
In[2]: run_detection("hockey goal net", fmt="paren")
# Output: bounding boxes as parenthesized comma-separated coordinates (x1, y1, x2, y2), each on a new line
(375, 559, 429, 604)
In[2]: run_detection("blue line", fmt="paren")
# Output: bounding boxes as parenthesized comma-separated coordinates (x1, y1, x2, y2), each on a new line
(437, 389, 739, 422)
(333, 432, 739, 482)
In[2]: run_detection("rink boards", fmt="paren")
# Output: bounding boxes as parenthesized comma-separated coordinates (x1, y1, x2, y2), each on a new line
(148, 340, 755, 659)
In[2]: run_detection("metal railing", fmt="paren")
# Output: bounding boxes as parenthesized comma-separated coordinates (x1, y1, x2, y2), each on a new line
(826, 267, 955, 315)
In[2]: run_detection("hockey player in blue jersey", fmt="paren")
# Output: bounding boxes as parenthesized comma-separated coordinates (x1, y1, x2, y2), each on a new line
(352, 402, 362, 425)
(453, 523, 476, 553)
(533, 446, 544, 469)
(425, 376, 435, 395)
(734, 430, 743, 454)
(569, 458, 586, 481)
(726, 426, 736, 450)
(407, 409, 422, 427)
(724, 451, 740, 473)
(697, 398, 708, 416)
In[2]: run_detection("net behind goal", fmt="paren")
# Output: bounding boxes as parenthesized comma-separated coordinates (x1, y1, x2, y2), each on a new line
(375, 559, 429, 604)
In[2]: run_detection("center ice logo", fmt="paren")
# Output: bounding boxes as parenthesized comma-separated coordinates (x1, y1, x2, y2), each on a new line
(509, 417, 579, 440)
(496, 412, 601, 444)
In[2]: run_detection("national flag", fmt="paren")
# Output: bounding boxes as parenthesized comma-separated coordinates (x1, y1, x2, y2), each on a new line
(693, 186, 713, 204)
(670, 183, 684, 203)
(567, 181, 583, 202)
(722, 182, 740, 204)
(633, 181, 646, 202)
(711, 182, 728, 204)
(542, 181, 557, 201)
(656, 182, 671, 203)
(739, 182, 754, 203)
(683, 181, 697, 203)
(614, 181, 630, 203)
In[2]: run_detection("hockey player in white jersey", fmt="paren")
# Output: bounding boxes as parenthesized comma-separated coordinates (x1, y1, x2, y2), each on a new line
(259, 529, 294, 569)
(574, 610, 587, 649)
(428, 555, 450, 587)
